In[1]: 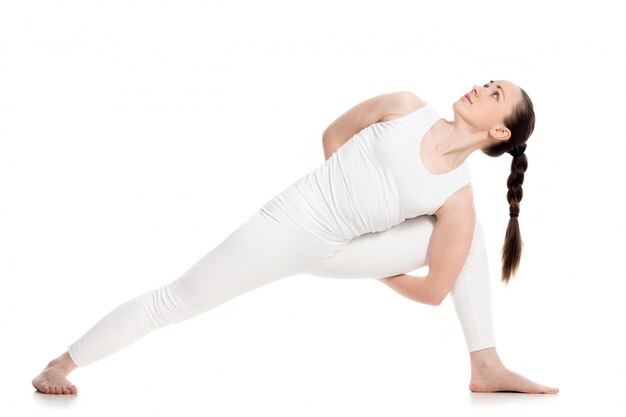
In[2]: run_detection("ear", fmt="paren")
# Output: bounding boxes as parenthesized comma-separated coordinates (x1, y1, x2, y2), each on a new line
(489, 126, 511, 142)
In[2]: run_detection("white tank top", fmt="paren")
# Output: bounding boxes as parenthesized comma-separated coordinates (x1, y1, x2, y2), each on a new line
(264, 104, 471, 241)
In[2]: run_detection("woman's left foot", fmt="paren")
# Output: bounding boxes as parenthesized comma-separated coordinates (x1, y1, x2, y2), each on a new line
(469, 367, 559, 394)
(32, 352, 78, 395)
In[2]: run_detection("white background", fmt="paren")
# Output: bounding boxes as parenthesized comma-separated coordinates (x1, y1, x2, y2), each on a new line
(1, 0, 625, 415)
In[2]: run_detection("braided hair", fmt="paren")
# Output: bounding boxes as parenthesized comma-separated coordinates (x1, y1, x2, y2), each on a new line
(482, 88, 535, 284)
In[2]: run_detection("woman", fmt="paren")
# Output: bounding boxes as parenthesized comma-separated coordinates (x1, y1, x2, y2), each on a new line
(32, 80, 559, 395)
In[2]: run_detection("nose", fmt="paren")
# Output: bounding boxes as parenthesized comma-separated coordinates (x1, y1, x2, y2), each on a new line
(472, 85, 481, 97)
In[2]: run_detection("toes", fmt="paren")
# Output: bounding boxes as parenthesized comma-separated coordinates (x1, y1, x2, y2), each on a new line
(35, 381, 77, 395)
(536, 385, 558, 394)
(33, 377, 76, 395)
(534, 385, 559, 394)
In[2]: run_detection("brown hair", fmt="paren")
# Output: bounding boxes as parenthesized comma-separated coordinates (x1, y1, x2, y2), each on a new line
(482, 87, 535, 284)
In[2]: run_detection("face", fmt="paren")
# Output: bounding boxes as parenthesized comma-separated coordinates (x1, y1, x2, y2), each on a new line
(453, 79, 524, 141)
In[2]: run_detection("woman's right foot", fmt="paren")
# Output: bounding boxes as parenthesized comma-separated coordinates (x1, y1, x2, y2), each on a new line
(469, 347, 558, 394)
(469, 366, 559, 394)
(32, 351, 78, 395)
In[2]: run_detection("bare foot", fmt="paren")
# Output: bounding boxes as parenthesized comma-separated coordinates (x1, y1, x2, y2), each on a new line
(469, 347, 558, 394)
(470, 367, 559, 394)
(32, 351, 78, 395)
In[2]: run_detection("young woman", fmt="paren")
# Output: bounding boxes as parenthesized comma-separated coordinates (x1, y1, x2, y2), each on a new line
(32, 80, 559, 395)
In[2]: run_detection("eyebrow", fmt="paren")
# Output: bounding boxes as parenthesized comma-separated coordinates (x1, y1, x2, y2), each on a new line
(486, 80, 506, 101)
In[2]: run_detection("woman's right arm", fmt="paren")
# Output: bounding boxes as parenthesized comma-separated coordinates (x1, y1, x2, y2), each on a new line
(322, 91, 424, 160)
(378, 186, 476, 306)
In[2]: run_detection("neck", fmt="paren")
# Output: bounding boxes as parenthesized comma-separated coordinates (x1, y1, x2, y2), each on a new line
(431, 119, 494, 169)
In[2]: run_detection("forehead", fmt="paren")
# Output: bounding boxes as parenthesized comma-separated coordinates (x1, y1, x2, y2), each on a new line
(491, 79, 516, 89)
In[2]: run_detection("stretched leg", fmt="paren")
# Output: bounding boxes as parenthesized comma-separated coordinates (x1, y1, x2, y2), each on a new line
(315, 215, 558, 394)
(315, 215, 495, 351)
(32, 209, 335, 394)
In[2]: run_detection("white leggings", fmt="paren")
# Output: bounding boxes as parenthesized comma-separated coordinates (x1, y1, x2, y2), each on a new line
(67, 202, 495, 367)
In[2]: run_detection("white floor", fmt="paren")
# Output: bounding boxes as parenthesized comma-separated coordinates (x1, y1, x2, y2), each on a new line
(7, 277, 626, 417)
(17, 378, 625, 417)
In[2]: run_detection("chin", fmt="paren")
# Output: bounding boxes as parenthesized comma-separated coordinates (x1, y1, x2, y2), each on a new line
(452, 98, 464, 112)
(451, 101, 462, 118)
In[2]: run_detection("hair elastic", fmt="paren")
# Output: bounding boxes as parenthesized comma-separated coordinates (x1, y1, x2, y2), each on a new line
(508, 143, 527, 158)
(509, 212, 519, 218)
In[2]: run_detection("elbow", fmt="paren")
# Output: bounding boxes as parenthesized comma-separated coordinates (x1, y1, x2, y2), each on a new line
(322, 126, 336, 142)
(428, 290, 447, 307)
(322, 130, 335, 147)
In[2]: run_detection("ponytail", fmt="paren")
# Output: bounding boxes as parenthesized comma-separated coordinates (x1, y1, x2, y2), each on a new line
(502, 150, 528, 283)
(481, 87, 535, 284)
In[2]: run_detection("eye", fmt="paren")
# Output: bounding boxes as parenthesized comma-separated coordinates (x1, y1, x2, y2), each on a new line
(483, 83, 499, 100)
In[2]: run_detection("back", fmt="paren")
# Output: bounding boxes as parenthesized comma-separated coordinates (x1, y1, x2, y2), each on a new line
(261, 104, 471, 242)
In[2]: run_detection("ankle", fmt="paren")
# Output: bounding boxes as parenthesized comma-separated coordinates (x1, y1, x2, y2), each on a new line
(48, 352, 77, 373)
(469, 347, 504, 374)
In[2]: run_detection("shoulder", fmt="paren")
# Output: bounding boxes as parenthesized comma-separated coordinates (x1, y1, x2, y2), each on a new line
(378, 91, 428, 122)
(434, 185, 475, 221)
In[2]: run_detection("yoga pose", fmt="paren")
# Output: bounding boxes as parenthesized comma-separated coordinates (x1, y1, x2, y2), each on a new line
(33, 80, 559, 395)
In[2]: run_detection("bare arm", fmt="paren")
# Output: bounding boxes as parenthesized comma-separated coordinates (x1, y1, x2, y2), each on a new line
(377, 186, 476, 306)
(322, 91, 425, 160)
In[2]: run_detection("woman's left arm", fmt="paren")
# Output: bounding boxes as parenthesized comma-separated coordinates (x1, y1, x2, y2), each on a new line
(378, 186, 475, 306)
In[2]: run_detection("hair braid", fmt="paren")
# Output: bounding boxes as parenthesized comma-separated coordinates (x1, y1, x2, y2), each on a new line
(502, 153, 528, 282)
(482, 87, 535, 284)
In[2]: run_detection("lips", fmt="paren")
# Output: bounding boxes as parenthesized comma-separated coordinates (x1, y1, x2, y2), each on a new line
(464, 94, 473, 104)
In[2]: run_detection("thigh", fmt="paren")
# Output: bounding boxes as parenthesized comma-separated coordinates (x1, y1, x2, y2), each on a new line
(315, 215, 436, 279)
(173, 209, 335, 312)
